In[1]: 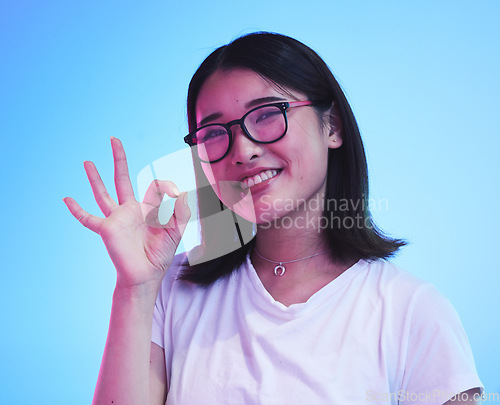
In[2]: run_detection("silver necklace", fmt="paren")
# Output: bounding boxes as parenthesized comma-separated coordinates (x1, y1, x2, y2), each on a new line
(254, 248, 329, 276)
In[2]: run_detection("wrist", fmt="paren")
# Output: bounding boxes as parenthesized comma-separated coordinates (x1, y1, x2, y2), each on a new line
(113, 281, 161, 307)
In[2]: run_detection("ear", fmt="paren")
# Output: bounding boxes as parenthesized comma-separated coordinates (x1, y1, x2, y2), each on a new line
(325, 106, 343, 149)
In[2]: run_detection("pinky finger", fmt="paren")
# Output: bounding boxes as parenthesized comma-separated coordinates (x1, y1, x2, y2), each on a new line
(63, 197, 104, 234)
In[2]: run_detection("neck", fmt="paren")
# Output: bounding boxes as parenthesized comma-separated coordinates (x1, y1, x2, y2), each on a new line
(255, 221, 326, 263)
(249, 182, 353, 283)
(251, 225, 347, 302)
(254, 194, 327, 261)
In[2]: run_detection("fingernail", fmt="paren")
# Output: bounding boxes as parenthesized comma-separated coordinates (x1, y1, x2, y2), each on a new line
(182, 192, 189, 207)
(172, 185, 180, 197)
(110, 136, 116, 140)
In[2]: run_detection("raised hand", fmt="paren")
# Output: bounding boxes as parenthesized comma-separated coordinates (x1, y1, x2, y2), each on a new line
(63, 137, 191, 289)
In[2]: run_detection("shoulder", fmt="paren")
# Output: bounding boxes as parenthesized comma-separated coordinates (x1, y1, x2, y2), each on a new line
(157, 248, 245, 308)
(360, 259, 442, 303)
(358, 259, 464, 335)
(362, 260, 483, 400)
(162, 251, 189, 286)
(360, 258, 472, 334)
(155, 251, 191, 308)
(362, 258, 426, 285)
(366, 259, 458, 315)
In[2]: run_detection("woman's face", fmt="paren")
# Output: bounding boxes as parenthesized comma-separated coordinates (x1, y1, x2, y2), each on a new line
(195, 68, 341, 225)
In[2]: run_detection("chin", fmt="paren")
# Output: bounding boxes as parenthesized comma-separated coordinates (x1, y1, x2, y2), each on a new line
(220, 200, 276, 226)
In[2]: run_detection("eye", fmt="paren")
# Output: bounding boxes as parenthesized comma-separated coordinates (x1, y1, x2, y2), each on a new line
(254, 108, 282, 124)
(198, 127, 228, 143)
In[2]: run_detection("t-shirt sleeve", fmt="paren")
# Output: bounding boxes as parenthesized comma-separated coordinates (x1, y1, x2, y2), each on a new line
(151, 253, 185, 349)
(400, 283, 483, 405)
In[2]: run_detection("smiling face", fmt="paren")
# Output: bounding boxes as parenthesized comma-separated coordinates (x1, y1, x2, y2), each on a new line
(195, 68, 341, 225)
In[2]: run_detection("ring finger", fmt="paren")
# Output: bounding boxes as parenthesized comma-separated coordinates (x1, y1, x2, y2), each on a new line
(84, 161, 118, 217)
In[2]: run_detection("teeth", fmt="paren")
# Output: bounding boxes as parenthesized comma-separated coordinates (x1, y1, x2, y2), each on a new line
(241, 169, 279, 190)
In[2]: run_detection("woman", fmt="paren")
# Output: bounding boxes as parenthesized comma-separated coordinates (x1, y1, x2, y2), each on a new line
(64, 32, 483, 404)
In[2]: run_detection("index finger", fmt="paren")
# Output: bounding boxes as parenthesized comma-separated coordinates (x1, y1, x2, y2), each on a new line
(111, 136, 135, 204)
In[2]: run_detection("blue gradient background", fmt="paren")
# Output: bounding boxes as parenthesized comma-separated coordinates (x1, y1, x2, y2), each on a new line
(1, 1, 499, 403)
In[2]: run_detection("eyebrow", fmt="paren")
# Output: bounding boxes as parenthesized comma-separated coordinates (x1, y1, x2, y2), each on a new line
(245, 96, 286, 109)
(197, 96, 287, 127)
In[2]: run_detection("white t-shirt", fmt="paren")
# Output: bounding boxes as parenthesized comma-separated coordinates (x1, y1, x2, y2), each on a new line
(152, 253, 483, 404)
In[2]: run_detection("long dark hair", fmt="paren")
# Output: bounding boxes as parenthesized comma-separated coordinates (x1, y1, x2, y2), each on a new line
(179, 32, 406, 285)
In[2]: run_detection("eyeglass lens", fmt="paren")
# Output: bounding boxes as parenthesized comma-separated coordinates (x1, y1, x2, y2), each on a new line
(194, 104, 286, 163)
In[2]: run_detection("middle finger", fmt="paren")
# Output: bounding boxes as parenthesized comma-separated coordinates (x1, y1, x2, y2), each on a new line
(111, 137, 136, 204)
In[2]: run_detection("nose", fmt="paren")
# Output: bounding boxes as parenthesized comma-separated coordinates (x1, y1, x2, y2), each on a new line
(230, 125, 264, 166)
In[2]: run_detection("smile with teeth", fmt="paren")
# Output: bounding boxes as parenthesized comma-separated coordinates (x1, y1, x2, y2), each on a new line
(241, 169, 280, 190)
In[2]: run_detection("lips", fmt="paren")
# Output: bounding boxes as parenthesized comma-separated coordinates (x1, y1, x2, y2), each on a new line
(241, 169, 281, 190)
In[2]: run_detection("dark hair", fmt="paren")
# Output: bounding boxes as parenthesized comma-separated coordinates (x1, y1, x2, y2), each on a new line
(179, 32, 406, 285)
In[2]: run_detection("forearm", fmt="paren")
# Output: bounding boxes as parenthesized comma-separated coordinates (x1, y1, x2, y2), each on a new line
(92, 283, 160, 405)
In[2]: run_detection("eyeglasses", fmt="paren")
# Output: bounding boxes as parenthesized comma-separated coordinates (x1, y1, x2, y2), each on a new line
(184, 100, 314, 163)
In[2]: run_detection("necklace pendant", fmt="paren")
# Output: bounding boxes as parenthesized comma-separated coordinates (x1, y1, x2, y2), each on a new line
(274, 263, 286, 276)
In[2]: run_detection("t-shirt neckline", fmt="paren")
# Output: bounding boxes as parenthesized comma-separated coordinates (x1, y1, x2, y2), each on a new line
(241, 252, 369, 317)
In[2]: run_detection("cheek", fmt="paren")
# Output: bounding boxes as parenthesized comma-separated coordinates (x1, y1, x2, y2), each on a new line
(201, 162, 245, 209)
(201, 163, 217, 185)
(201, 162, 232, 192)
(200, 164, 224, 206)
